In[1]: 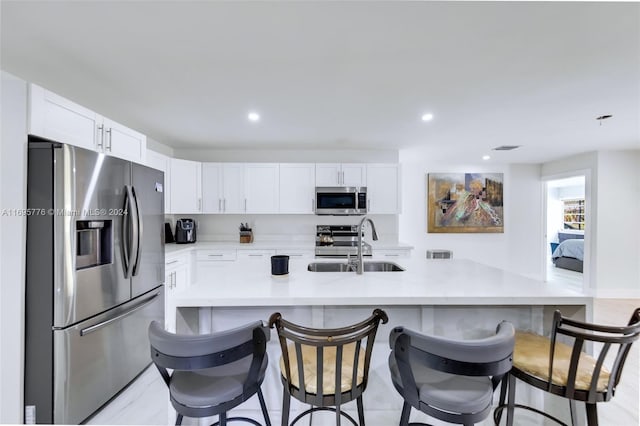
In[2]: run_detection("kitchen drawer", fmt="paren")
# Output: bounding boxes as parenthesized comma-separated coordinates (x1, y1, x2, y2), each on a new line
(196, 249, 237, 261)
(373, 249, 411, 259)
(165, 252, 190, 269)
(275, 249, 314, 259)
(237, 249, 276, 260)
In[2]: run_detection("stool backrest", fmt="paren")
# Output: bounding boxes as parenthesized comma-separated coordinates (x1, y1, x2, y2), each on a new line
(548, 308, 640, 403)
(148, 320, 269, 388)
(269, 309, 388, 403)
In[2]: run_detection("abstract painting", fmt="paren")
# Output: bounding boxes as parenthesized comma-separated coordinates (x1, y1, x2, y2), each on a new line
(427, 173, 504, 233)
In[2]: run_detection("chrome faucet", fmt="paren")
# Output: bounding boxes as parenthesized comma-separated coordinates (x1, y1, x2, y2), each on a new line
(356, 216, 378, 274)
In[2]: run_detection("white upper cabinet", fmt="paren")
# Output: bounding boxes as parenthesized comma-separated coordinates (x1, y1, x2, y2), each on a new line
(146, 149, 170, 214)
(315, 163, 366, 187)
(279, 163, 316, 214)
(28, 84, 146, 163)
(366, 164, 401, 214)
(169, 159, 202, 214)
(245, 163, 279, 213)
(100, 117, 146, 163)
(28, 84, 99, 151)
(201, 163, 245, 214)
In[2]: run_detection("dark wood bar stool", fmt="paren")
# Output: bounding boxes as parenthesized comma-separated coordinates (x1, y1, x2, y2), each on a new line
(268, 309, 388, 426)
(494, 308, 640, 426)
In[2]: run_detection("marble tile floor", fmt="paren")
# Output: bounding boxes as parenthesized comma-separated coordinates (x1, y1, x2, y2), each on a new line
(88, 299, 639, 426)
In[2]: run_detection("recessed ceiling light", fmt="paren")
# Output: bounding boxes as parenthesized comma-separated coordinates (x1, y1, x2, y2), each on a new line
(482, 155, 491, 161)
(421, 113, 434, 122)
(248, 112, 260, 122)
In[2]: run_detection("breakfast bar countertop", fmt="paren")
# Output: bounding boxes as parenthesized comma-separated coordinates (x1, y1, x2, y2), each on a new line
(171, 257, 591, 308)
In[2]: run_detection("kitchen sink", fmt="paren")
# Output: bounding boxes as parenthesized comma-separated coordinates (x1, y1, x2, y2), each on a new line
(307, 261, 405, 272)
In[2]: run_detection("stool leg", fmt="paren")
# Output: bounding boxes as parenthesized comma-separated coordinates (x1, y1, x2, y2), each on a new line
(506, 373, 516, 426)
(399, 401, 411, 426)
(336, 401, 342, 426)
(495, 375, 509, 424)
(258, 388, 271, 426)
(569, 400, 577, 425)
(585, 403, 598, 426)
(357, 395, 365, 426)
(219, 412, 227, 426)
(281, 388, 291, 426)
(175, 413, 183, 426)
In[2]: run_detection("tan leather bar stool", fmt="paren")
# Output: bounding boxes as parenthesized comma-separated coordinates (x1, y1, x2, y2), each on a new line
(269, 309, 388, 426)
(494, 308, 640, 426)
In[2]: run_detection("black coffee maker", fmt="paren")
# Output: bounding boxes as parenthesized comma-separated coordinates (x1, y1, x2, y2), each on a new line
(175, 218, 196, 244)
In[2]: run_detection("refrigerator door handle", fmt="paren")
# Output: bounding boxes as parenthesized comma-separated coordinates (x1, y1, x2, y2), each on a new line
(79, 291, 160, 336)
(130, 186, 143, 276)
(122, 185, 137, 278)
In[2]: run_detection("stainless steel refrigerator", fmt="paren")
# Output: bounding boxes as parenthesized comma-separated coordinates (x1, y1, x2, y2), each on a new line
(25, 138, 165, 424)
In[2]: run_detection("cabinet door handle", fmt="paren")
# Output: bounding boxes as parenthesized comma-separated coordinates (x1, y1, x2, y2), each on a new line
(198, 198, 202, 211)
(208, 254, 224, 257)
(97, 124, 104, 150)
(248, 254, 262, 257)
(385, 254, 400, 257)
(223, 199, 226, 212)
(166, 260, 179, 265)
(244, 199, 247, 212)
(218, 199, 222, 212)
(312, 199, 315, 213)
(105, 128, 112, 151)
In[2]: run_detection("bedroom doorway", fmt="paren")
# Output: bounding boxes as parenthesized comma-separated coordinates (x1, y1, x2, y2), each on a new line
(544, 174, 588, 289)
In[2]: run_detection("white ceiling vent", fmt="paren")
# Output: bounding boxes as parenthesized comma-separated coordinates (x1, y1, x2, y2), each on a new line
(492, 145, 521, 151)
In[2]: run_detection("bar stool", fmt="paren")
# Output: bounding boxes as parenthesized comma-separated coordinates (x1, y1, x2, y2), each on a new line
(494, 308, 640, 426)
(268, 309, 388, 425)
(389, 322, 515, 425)
(148, 320, 272, 426)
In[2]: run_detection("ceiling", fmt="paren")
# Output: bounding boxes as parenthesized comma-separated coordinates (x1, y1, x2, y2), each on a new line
(2, 1, 639, 163)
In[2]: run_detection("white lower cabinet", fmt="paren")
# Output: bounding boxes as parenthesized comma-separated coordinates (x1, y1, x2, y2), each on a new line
(164, 253, 191, 332)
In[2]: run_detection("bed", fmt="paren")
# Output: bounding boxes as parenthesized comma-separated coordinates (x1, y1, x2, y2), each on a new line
(552, 234, 584, 273)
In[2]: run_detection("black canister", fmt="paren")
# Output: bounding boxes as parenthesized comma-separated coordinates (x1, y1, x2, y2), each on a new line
(271, 255, 289, 275)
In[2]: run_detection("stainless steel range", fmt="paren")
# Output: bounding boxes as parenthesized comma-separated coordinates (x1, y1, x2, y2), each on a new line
(315, 225, 372, 257)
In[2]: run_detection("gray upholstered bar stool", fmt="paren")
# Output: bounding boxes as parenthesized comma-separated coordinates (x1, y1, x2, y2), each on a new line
(148, 320, 271, 426)
(388, 322, 515, 426)
(269, 309, 388, 426)
(494, 308, 640, 426)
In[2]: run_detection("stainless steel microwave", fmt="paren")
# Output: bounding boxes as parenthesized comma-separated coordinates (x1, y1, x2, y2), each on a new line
(315, 187, 367, 215)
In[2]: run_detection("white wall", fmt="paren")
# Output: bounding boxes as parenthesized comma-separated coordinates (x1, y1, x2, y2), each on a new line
(594, 150, 640, 297)
(397, 146, 543, 279)
(0, 71, 28, 424)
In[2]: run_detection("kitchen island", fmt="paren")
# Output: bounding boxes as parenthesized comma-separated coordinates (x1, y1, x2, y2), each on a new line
(168, 257, 592, 425)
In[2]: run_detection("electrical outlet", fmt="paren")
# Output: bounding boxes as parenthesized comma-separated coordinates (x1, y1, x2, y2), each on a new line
(25, 405, 36, 424)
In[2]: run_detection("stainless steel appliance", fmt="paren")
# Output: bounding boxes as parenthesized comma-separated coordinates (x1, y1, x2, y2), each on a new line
(25, 138, 165, 424)
(175, 218, 196, 243)
(315, 186, 367, 215)
(315, 225, 372, 257)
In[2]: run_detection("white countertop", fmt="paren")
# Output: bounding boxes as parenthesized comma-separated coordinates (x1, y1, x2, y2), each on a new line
(171, 257, 591, 308)
(165, 240, 414, 255)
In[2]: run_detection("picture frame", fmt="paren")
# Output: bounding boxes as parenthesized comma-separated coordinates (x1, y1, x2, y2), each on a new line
(427, 172, 504, 233)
